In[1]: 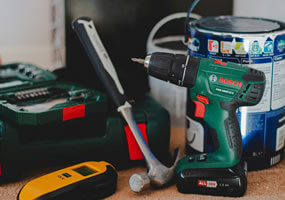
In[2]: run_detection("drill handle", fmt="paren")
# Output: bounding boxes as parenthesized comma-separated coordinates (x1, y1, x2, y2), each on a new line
(221, 67, 266, 161)
(72, 17, 128, 108)
(192, 93, 243, 165)
(223, 107, 243, 161)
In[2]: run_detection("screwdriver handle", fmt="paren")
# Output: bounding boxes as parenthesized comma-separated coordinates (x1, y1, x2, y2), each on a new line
(72, 17, 128, 108)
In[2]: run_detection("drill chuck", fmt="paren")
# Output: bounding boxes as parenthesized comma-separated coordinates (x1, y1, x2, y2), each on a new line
(133, 53, 200, 88)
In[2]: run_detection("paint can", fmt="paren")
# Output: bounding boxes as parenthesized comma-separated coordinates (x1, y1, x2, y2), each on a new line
(186, 16, 285, 170)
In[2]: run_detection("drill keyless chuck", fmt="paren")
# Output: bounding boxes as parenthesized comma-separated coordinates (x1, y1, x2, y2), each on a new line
(132, 52, 200, 88)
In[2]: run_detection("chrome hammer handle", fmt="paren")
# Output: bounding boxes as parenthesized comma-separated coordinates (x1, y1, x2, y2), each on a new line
(72, 17, 127, 108)
(72, 17, 159, 165)
(72, 17, 180, 192)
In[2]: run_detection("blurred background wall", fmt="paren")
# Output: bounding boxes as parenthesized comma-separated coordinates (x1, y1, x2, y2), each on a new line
(0, 0, 284, 73)
(0, 0, 64, 70)
(234, 0, 285, 21)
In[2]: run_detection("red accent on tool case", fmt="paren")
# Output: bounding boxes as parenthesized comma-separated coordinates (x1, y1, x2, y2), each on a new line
(124, 124, 148, 160)
(0, 163, 2, 176)
(62, 104, 85, 121)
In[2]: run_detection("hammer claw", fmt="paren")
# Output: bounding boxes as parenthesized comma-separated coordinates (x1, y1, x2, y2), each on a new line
(120, 105, 181, 192)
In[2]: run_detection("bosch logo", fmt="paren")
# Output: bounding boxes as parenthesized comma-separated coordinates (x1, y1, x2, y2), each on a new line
(219, 77, 242, 87)
(209, 74, 218, 82)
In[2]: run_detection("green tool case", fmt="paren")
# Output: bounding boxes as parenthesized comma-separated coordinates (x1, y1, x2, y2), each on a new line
(0, 63, 170, 182)
(0, 63, 108, 126)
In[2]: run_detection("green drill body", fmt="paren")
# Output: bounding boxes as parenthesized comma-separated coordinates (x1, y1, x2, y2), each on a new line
(139, 52, 265, 171)
(178, 57, 265, 171)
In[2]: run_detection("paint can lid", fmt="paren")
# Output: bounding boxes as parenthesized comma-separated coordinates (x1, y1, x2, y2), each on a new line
(192, 16, 284, 33)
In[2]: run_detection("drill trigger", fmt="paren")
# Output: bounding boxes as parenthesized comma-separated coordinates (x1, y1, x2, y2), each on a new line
(193, 101, 205, 118)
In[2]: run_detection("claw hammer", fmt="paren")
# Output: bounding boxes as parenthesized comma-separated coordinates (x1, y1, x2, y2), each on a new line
(72, 17, 180, 192)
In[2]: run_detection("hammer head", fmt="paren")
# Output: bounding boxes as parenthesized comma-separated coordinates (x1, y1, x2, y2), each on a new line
(129, 148, 181, 192)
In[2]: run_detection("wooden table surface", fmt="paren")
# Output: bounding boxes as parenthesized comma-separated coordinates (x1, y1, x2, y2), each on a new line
(0, 128, 284, 200)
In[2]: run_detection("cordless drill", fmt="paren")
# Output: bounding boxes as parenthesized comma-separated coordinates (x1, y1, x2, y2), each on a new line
(132, 52, 265, 197)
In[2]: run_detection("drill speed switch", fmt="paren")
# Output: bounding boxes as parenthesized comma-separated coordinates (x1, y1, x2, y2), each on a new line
(133, 52, 200, 88)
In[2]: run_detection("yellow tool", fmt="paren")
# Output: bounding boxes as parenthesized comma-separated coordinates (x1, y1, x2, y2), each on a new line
(17, 161, 117, 200)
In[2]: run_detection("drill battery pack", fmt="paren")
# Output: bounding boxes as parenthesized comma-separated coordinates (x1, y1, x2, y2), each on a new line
(0, 63, 170, 182)
(176, 161, 248, 197)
